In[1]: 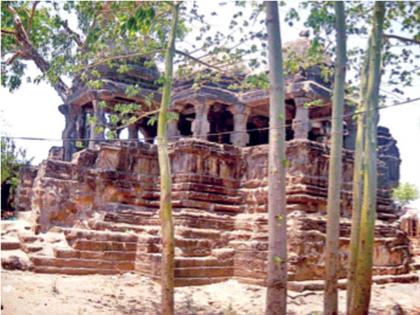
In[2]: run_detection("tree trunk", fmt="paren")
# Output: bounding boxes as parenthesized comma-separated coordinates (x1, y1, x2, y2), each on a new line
(348, 3, 385, 314)
(324, 2, 346, 315)
(157, 4, 179, 315)
(346, 37, 371, 312)
(265, 2, 287, 314)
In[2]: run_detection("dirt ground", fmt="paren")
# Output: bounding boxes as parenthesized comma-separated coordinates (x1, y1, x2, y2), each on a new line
(1, 270, 419, 315)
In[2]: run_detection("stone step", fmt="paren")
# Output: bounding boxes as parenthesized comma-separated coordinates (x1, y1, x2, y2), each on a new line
(71, 239, 138, 252)
(172, 182, 239, 197)
(176, 199, 241, 213)
(101, 205, 157, 216)
(172, 174, 239, 189)
(175, 226, 222, 240)
(173, 191, 241, 205)
(87, 219, 150, 234)
(410, 262, 420, 271)
(20, 243, 43, 253)
(175, 213, 234, 231)
(63, 228, 137, 243)
(136, 261, 233, 278)
(1, 239, 20, 250)
(287, 273, 419, 292)
(136, 253, 233, 268)
(17, 233, 42, 244)
(377, 212, 399, 221)
(53, 248, 136, 261)
(32, 266, 120, 275)
(30, 256, 134, 271)
(373, 264, 409, 276)
(176, 238, 212, 257)
(136, 236, 213, 257)
(104, 213, 160, 226)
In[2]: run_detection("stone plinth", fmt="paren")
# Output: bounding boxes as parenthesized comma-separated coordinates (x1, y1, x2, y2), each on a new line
(18, 137, 409, 286)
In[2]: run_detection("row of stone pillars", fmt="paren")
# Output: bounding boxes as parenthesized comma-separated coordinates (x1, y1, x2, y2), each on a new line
(60, 100, 107, 161)
(60, 96, 317, 161)
(168, 97, 312, 145)
(60, 100, 153, 161)
(168, 101, 250, 147)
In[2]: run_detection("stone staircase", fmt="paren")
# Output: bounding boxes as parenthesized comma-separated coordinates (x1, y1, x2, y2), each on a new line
(84, 205, 236, 286)
(29, 228, 138, 275)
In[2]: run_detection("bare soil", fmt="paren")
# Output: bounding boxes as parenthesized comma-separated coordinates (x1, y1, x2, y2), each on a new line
(1, 270, 419, 315)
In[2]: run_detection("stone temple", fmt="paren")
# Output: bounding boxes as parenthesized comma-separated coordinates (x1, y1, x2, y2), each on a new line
(4, 39, 418, 289)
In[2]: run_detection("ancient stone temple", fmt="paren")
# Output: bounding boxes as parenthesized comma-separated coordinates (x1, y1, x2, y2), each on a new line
(7, 39, 418, 289)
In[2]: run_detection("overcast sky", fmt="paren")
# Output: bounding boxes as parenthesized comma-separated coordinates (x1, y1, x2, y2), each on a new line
(1, 2, 419, 207)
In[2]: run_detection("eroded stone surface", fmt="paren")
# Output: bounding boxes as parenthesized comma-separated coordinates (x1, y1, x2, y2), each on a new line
(10, 137, 411, 286)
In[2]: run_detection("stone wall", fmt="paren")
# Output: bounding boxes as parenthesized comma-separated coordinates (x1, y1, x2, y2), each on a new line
(20, 137, 410, 285)
(15, 165, 39, 212)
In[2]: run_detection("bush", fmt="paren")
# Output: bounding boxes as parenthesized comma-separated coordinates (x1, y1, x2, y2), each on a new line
(392, 182, 420, 207)
(1, 137, 32, 212)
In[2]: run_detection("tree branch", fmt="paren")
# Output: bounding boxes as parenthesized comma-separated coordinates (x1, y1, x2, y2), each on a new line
(1, 29, 17, 36)
(115, 109, 160, 130)
(85, 50, 163, 69)
(5, 3, 70, 101)
(384, 34, 420, 45)
(62, 21, 84, 48)
(5, 51, 26, 65)
(28, 1, 40, 34)
(175, 49, 225, 72)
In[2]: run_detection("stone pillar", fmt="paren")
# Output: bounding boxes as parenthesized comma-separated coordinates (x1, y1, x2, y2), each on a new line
(231, 105, 250, 147)
(89, 100, 106, 149)
(139, 126, 155, 144)
(76, 107, 88, 148)
(167, 118, 180, 142)
(128, 124, 139, 141)
(191, 102, 210, 140)
(59, 104, 78, 161)
(343, 116, 356, 150)
(292, 97, 311, 139)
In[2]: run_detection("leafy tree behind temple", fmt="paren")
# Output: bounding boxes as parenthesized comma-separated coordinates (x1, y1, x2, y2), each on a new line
(1, 137, 32, 212)
(392, 182, 419, 207)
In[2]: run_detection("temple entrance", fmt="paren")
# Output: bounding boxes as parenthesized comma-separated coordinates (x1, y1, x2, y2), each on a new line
(177, 104, 195, 136)
(207, 103, 233, 144)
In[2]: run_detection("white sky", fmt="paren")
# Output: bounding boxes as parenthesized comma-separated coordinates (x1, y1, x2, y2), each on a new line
(1, 1, 419, 207)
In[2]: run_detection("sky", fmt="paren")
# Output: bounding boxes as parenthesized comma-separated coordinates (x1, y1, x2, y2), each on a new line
(1, 1, 419, 207)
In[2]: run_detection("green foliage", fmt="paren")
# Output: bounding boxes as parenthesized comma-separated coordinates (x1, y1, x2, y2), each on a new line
(1, 137, 32, 187)
(392, 182, 419, 206)
(298, 1, 419, 100)
(304, 99, 324, 108)
(283, 38, 329, 78)
(1, 1, 77, 92)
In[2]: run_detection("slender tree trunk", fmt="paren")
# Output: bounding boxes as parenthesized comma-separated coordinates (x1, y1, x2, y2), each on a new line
(157, 4, 179, 315)
(265, 2, 287, 314)
(346, 38, 371, 312)
(348, 3, 385, 314)
(324, 2, 346, 315)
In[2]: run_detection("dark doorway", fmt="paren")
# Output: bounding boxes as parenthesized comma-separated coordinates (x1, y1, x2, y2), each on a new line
(178, 104, 196, 136)
(207, 103, 234, 144)
(247, 115, 269, 146)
